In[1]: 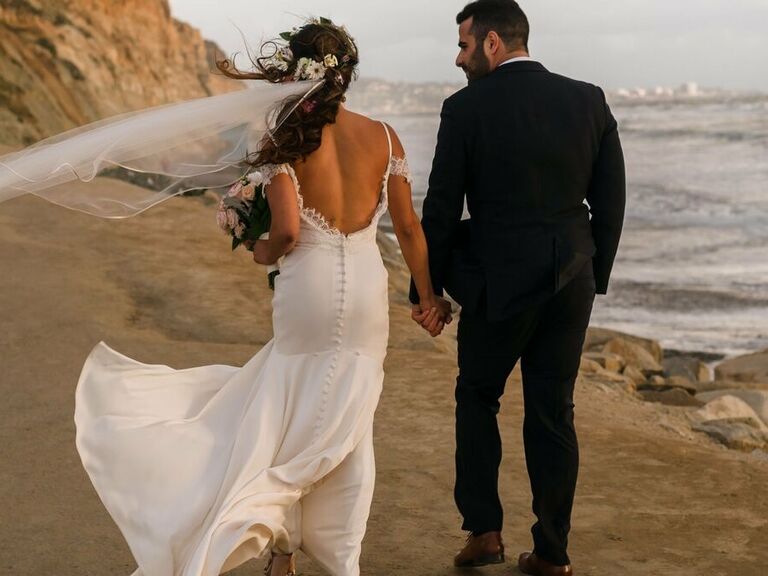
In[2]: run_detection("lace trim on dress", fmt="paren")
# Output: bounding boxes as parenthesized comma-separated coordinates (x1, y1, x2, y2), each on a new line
(259, 163, 296, 190)
(389, 156, 413, 184)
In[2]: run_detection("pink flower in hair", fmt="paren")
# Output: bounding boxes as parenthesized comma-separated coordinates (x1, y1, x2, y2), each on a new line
(301, 99, 318, 113)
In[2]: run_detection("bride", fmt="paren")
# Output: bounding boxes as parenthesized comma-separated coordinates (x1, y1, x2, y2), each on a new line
(68, 17, 451, 576)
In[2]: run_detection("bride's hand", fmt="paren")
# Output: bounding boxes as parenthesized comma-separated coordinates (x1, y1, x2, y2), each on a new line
(252, 240, 272, 265)
(411, 296, 453, 337)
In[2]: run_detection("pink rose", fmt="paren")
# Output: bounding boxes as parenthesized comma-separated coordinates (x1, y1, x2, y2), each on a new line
(227, 182, 243, 197)
(216, 208, 229, 231)
(241, 183, 256, 201)
(226, 208, 239, 230)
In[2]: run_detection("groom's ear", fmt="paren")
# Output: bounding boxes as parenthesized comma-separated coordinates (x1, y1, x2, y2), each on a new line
(485, 30, 503, 56)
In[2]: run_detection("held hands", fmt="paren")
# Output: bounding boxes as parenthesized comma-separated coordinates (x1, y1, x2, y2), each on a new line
(411, 296, 453, 337)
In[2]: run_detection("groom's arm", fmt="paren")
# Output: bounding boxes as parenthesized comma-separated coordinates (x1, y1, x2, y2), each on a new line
(586, 88, 626, 295)
(409, 97, 468, 304)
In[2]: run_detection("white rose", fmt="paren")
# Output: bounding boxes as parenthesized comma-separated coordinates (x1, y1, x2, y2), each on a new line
(246, 171, 264, 186)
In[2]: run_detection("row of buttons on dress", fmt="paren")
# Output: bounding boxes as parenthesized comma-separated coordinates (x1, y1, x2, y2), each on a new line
(313, 243, 348, 441)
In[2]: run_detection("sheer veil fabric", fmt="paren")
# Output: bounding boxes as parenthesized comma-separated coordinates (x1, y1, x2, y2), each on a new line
(0, 80, 322, 218)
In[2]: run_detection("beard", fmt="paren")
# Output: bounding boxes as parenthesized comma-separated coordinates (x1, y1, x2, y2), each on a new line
(462, 43, 492, 81)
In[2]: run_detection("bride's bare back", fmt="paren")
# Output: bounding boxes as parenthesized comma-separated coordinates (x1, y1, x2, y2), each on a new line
(292, 106, 391, 235)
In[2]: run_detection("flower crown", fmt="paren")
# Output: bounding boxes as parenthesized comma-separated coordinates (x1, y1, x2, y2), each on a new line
(267, 16, 355, 82)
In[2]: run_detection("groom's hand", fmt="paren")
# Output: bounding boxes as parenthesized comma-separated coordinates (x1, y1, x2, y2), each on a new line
(411, 296, 453, 337)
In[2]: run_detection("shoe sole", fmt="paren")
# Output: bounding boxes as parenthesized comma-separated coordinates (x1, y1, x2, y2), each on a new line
(454, 553, 506, 568)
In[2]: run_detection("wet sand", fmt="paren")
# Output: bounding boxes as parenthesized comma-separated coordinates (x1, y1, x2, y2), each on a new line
(0, 190, 766, 575)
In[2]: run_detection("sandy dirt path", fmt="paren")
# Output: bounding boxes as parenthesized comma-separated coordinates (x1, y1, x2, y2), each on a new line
(1, 192, 766, 575)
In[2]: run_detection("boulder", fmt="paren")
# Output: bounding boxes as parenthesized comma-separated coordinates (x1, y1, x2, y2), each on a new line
(602, 338, 664, 375)
(695, 395, 768, 432)
(638, 375, 697, 395)
(696, 389, 768, 426)
(714, 349, 768, 383)
(579, 357, 603, 374)
(663, 356, 710, 383)
(589, 370, 636, 394)
(583, 352, 626, 373)
(692, 418, 768, 452)
(638, 388, 703, 407)
(622, 364, 647, 386)
(584, 327, 663, 363)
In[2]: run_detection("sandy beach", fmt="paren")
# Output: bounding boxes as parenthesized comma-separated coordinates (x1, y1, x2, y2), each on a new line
(1, 189, 766, 575)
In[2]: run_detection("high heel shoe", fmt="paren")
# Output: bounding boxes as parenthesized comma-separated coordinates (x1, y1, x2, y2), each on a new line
(264, 552, 296, 576)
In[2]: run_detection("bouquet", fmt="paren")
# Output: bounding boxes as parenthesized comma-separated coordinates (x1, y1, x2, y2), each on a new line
(216, 170, 280, 289)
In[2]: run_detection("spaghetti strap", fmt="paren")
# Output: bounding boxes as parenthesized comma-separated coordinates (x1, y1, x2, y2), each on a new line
(381, 121, 393, 160)
(380, 122, 393, 181)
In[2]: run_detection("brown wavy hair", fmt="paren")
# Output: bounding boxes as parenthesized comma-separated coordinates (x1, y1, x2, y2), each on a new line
(215, 18, 359, 167)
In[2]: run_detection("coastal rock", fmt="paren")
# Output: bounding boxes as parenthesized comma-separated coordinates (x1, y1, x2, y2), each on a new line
(602, 338, 664, 375)
(579, 357, 603, 374)
(622, 364, 647, 386)
(0, 0, 241, 147)
(663, 356, 710, 383)
(638, 375, 697, 395)
(639, 388, 703, 407)
(714, 349, 768, 383)
(692, 418, 768, 452)
(584, 327, 663, 363)
(696, 389, 768, 426)
(694, 395, 768, 432)
(589, 370, 636, 394)
(696, 379, 768, 393)
(666, 376, 698, 394)
(583, 351, 626, 373)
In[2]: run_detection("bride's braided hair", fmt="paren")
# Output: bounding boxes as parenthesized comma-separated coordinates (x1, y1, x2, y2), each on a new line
(216, 18, 359, 167)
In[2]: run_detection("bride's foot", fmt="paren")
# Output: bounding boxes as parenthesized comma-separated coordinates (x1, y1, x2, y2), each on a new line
(264, 552, 296, 576)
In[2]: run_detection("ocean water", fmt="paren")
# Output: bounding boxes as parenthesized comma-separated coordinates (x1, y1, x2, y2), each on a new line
(378, 94, 768, 357)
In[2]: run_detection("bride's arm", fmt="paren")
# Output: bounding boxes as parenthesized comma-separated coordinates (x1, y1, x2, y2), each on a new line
(252, 171, 300, 265)
(385, 125, 452, 333)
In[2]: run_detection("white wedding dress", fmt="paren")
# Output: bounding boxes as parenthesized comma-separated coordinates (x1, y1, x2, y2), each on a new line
(75, 124, 410, 575)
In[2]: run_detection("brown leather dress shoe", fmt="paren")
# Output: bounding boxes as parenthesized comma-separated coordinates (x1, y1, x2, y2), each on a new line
(453, 531, 505, 567)
(518, 551, 573, 576)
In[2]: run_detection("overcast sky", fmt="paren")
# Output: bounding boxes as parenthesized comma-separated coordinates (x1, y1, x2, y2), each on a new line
(168, 0, 768, 91)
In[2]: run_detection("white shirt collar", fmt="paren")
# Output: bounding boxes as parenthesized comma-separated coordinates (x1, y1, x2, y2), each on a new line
(499, 56, 536, 67)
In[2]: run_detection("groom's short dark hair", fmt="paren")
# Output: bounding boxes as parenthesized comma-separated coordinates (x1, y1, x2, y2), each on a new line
(456, 0, 529, 51)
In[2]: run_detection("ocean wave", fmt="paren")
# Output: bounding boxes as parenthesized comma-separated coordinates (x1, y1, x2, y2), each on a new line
(619, 126, 768, 144)
(603, 280, 768, 313)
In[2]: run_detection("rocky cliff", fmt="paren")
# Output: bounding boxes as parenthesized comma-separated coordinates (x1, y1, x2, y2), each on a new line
(0, 0, 242, 147)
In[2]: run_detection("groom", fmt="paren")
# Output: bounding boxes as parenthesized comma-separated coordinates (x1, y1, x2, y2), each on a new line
(410, 1, 625, 575)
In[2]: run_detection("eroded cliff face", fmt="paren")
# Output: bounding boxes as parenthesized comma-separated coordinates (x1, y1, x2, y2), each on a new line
(0, 0, 242, 147)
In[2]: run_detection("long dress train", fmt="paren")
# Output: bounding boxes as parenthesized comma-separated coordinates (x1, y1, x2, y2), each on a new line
(74, 125, 400, 575)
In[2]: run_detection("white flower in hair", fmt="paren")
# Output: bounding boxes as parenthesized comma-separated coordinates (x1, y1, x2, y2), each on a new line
(293, 57, 313, 80)
(305, 61, 327, 80)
